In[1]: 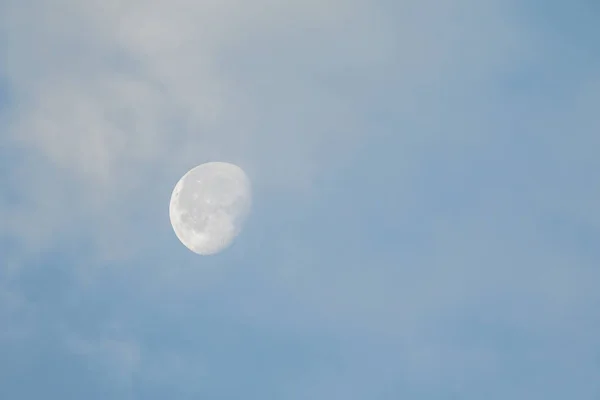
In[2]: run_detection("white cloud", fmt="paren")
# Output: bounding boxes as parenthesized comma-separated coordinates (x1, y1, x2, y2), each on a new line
(1, 0, 535, 212)
(0, 0, 399, 256)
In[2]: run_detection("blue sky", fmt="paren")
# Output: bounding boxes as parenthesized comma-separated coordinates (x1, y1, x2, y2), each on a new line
(1, 0, 599, 398)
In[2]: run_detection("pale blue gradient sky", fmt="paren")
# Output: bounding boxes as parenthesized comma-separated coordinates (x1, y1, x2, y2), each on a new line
(1, 0, 599, 399)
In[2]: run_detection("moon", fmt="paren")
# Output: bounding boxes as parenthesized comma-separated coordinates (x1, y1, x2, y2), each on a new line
(169, 162, 252, 255)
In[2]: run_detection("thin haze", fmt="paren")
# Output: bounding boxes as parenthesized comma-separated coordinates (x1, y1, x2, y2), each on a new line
(1, 0, 599, 399)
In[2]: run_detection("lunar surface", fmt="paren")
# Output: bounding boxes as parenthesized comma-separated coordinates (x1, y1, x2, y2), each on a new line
(169, 162, 252, 255)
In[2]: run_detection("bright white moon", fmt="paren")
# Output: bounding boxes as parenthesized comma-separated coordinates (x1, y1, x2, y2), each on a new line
(169, 162, 252, 255)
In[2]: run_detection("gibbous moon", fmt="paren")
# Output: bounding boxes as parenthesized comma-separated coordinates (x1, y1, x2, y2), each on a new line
(169, 162, 252, 255)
